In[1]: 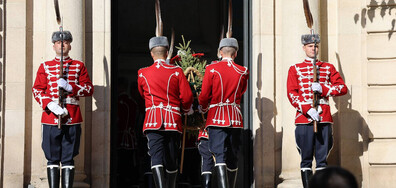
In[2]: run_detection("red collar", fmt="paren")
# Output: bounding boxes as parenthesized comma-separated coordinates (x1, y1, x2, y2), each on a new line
(303, 58, 319, 64)
(54, 56, 71, 62)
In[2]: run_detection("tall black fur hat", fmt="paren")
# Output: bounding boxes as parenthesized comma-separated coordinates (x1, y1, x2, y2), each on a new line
(149, 36, 169, 50)
(301, 34, 320, 45)
(51, 31, 73, 43)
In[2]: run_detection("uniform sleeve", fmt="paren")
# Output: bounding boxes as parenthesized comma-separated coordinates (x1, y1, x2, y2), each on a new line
(320, 64, 348, 97)
(71, 63, 94, 97)
(178, 68, 194, 113)
(240, 69, 249, 95)
(287, 66, 312, 115)
(137, 70, 145, 98)
(198, 67, 213, 113)
(32, 64, 53, 109)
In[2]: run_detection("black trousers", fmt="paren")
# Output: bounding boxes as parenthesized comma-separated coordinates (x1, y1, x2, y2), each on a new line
(42, 124, 81, 166)
(198, 139, 214, 174)
(146, 130, 180, 171)
(208, 127, 241, 170)
(295, 123, 333, 170)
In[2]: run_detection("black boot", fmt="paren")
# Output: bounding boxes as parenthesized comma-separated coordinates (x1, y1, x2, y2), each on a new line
(47, 165, 60, 188)
(61, 166, 75, 188)
(215, 165, 229, 188)
(201, 173, 212, 188)
(166, 169, 178, 188)
(301, 169, 312, 188)
(228, 169, 238, 188)
(152, 166, 165, 188)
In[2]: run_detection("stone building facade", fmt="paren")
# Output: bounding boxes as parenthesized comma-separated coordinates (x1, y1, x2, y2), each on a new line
(0, 0, 395, 187)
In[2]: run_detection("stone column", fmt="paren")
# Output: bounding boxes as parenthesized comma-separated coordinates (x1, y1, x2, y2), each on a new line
(30, 0, 51, 187)
(59, 0, 89, 187)
(277, 0, 320, 187)
(62, 1, 89, 186)
(90, 0, 111, 187)
(3, 0, 27, 186)
(251, 0, 277, 187)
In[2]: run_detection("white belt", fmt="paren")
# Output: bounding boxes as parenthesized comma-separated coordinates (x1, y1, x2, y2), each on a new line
(145, 103, 180, 112)
(209, 102, 240, 109)
(303, 98, 329, 105)
(53, 97, 79, 105)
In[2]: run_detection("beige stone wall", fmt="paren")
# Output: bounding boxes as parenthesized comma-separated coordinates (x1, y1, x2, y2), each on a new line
(89, 0, 111, 186)
(360, 0, 396, 187)
(326, 0, 368, 187)
(325, 0, 396, 187)
(3, 0, 28, 187)
(251, 0, 276, 187)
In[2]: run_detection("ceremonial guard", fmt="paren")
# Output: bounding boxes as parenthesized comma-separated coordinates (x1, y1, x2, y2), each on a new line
(197, 129, 214, 188)
(286, 34, 347, 188)
(138, 36, 193, 188)
(199, 38, 249, 188)
(32, 31, 93, 188)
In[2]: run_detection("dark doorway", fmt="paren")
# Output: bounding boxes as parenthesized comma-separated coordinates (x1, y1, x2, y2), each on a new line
(111, 0, 252, 187)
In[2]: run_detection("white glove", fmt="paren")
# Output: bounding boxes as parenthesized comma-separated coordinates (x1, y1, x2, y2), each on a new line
(185, 105, 194, 115)
(317, 105, 323, 114)
(62, 107, 69, 117)
(47, 102, 67, 116)
(307, 108, 320, 121)
(311, 82, 322, 93)
(58, 78, 73, 92)
(198, 105, 205, 114)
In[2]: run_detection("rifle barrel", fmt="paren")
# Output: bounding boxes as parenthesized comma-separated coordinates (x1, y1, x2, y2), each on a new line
(58, 27, 64, 129)
(312, 39, 318, 133)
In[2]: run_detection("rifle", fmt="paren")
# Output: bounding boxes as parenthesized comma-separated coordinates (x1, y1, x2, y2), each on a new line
(303, 0, 318, 133)
(54, 0, 64, 129)
(166, 28, 175, 61)
(312, 31, 318, 133)
(226, 0, 232, 38)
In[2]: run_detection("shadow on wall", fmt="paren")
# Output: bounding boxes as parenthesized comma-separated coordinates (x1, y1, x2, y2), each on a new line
(253, 53, 283, 187)
(327, 53, 373, 188)
(354, 0, 396, 39)
(91, 55, 111, 183)
(93, 56, 110, 116)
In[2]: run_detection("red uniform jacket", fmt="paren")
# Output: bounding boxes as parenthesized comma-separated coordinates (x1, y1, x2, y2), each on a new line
(287, 58, 347, 124)
(199, 58, 249, 128)
(32, 57, 94, 125)
(198, 128, 209, 141)
(138, 59, 193, 133)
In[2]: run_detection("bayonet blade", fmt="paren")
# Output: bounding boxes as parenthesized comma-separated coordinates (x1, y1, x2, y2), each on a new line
(155, 0, 163, 37)
(54, 0, 61, 25)
(303, 0, 313, 29)
(226, 0, 233, 38)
